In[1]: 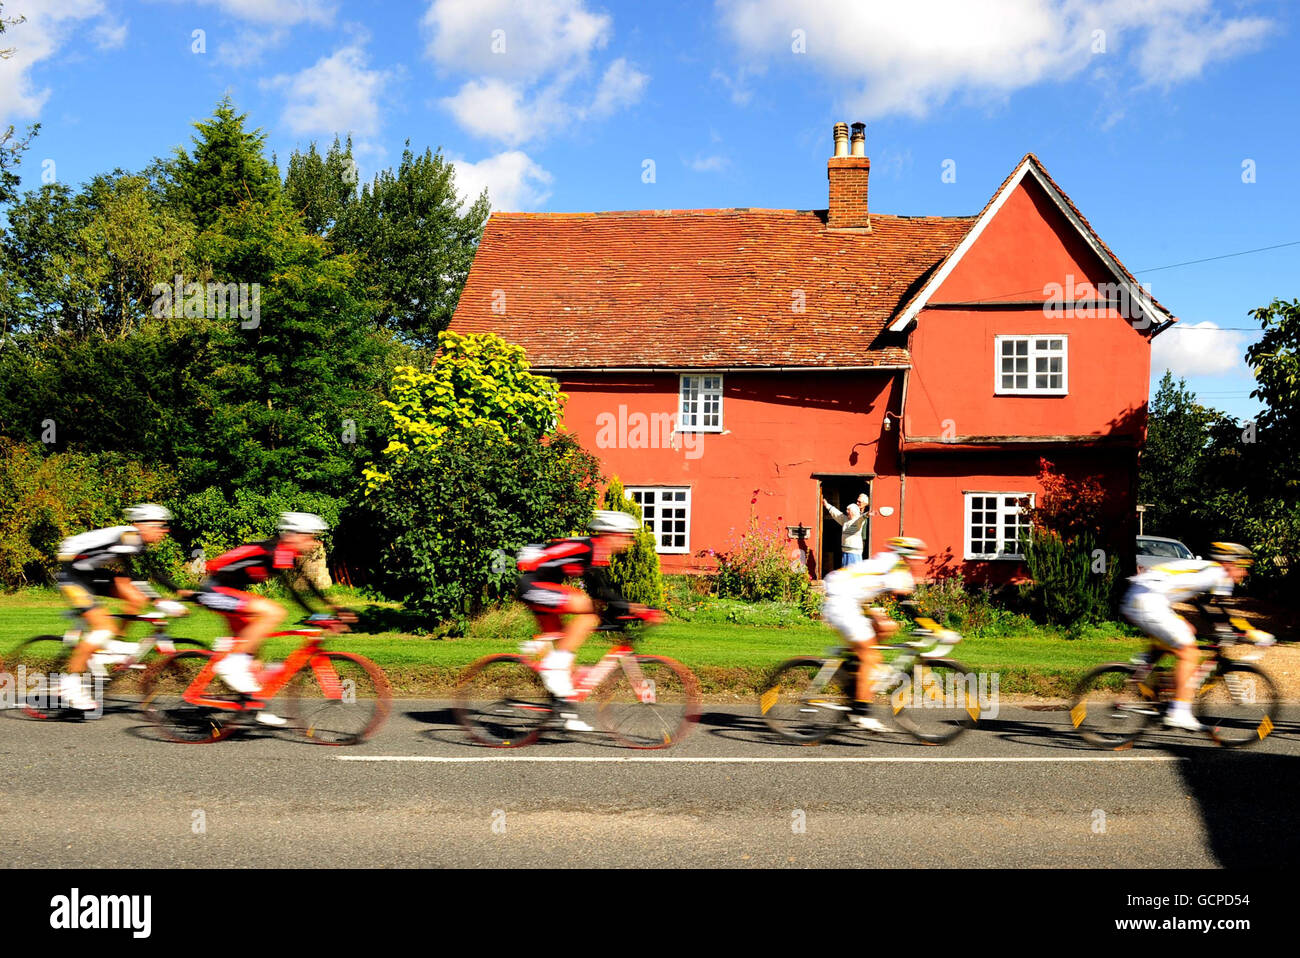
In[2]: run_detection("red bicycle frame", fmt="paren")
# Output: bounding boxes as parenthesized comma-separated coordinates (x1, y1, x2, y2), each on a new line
(182, 628, 345, 710)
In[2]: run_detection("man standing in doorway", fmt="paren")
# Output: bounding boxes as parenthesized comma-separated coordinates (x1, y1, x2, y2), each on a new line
(823, 497, 867, 567)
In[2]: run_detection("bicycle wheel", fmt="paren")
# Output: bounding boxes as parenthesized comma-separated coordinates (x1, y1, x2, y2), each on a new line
(888, 658, 979, 745)
(453, 654, 553, 748)
(1, 636, 76, 719)
(139, 650, 241, 743)
(102, 637, 208, 705)
(757, 658, 850, 744)
(1195, 661, 1279, 748)
(284, 651, 393, 746)
(595, 655, 700, 749)
(1069, 663, 1157, 749)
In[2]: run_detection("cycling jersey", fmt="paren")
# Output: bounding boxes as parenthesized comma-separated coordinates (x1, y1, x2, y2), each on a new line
(1122, 559, 1234, 649)
(57, 525, 178, 609)
(823, 551, 914, 601)
(822, 551, 914, 645)
(1126, 560, 1232, 604)
(517, 538, 627, 616)
(196, 539, 327, 619)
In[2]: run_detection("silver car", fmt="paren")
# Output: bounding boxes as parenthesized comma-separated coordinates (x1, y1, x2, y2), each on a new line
(1135, 535, 1197, 572)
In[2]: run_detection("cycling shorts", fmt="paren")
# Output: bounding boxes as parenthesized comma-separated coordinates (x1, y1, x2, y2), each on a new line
(821, 594, 877, 645)
(519, 579, 588, 614)
(195, 584, 260, 632)
(57, 567, 129, 612)
(1121, 591, 1195, 649)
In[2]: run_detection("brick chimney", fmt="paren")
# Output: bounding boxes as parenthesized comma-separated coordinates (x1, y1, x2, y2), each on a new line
(827, 121, 870, 230)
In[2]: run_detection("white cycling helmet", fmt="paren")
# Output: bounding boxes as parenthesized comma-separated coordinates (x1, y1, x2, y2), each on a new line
(887, 536, 927, 557)
(126, 503, 173, 524)
(589, 510, 641, 535)
(277, 512, 329, 535)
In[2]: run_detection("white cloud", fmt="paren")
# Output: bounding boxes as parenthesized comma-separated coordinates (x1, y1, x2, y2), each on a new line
(717, 0, 1272, 118)
(687, 154, 729, 172)
(0, 0, 109, 123)
(217, 27, 288, 67)
(1152, 321, 1248, 377)
(91, 19, 128, 50)
(154, 0, 336, 27)
(589, 58, 648, 117)
(452, 150, 553, 211)
(263, 44, 393, 139)
(425, 0, 645, 142)
(423, 0, 609, 79)
(441, 78, 532, 141)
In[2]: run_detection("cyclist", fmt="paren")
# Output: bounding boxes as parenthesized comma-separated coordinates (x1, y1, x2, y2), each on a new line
(820, 536, 935, 731)
(55, 504, 189, 714)
(1120, 541, 1268, 732)
(517, 510, 643, 731)
(194, 512, 354, 726)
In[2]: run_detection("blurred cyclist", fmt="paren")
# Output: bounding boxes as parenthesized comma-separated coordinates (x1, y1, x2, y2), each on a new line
(517, 510, 642, 731)
(194, 512, 354, 726)
(55, 504, 189, 713)
(820, 536, 936, 731)
(1121, 541, 1269, 732)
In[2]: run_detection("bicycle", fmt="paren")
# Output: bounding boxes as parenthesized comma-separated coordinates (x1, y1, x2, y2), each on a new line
(758, 613, 980, 745)
(0, 609, 206, 719)
(454, 607, 700, 749)
(139, 615, 392, 745)
(1069, 618, 1279, 749)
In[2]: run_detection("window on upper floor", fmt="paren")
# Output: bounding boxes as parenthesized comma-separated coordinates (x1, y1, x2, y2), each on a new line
(678, 374, 723, 432)
(995, 335, 1067, 396)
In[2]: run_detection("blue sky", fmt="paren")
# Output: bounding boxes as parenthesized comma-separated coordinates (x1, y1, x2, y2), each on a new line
(2, 0, 1296, 421)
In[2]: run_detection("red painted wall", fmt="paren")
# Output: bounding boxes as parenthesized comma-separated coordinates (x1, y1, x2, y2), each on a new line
(557, 371, 904, 573)
(906, 177, 1153, 443)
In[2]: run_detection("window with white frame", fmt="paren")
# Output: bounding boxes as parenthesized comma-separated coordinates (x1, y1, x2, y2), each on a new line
(624, 486, 691, 554)
(678, 375, 723, 431)
(964, 492, 1034, 560)
(995, 336, 1067, 395)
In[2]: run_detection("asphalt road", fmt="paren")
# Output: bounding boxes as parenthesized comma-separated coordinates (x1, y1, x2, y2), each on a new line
(2, 701, 1299, 868)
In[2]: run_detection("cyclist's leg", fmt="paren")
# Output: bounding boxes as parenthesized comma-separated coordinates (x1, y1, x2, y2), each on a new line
(57, 572, 117, 710)
(1126, 593, 1198, 725)
(195, 586, 276, 695)
(523, 584, 595, 701)
(822, 594, 883, 727)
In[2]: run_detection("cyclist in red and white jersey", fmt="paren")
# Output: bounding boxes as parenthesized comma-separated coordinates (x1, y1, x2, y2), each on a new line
(517, 510, 642, 731)
(194, 512, 353, 725)
(55, 504, 189, 713)
(1120, 542, 1270, 731)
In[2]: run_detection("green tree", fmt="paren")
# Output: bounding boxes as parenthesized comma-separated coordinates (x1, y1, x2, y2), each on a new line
(1246, 298, 1300, 471)
(158, 97, 281, 231)
(599, 477, 665, 607)
(284, 136, 358, 237)
(193, 196, 389, 496)
(0, 4, 36, 210)
(358, 427, 601, 622)
(364, 330, 564, 487)
(335, 143, 489, 344)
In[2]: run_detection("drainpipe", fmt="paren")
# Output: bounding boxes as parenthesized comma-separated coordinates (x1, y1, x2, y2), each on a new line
(897, 369, 910, 535)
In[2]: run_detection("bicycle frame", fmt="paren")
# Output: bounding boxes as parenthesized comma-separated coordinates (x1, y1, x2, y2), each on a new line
(182, 629, 343, 710)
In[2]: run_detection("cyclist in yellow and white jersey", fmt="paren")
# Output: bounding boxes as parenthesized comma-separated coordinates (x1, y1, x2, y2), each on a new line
(1120, 542, 1270, 731)
(821, 537, 943, 731)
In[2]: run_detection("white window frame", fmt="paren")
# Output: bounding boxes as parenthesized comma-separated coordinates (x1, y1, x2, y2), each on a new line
(994, 335, 1068, 396)
(624, 486, 691, 555)
(677, 374, 724, 433)
(963, 491, 1035, 560)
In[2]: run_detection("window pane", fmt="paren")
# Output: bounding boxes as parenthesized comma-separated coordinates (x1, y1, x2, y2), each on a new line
(1050, 339, 1062, 350)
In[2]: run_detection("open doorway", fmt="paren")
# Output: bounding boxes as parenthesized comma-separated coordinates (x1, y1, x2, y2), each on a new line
(814, 473, 874, 577)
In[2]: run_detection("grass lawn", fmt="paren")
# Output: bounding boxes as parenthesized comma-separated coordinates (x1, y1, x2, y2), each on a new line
(0, 587, 1148, 697)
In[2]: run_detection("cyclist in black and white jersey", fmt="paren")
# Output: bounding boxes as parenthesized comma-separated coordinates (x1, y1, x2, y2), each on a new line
(55, 504, 189, 712)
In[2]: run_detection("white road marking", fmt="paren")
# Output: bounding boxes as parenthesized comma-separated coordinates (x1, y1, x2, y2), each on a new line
(336, 755, 1186, 764)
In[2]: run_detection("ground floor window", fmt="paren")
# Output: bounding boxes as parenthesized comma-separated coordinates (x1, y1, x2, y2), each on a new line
(964, 492, 1033, 560)
(624, 486, 691, 554)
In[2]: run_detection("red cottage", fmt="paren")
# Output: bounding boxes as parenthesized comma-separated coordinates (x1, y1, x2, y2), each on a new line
(450, 122, 1174, 580)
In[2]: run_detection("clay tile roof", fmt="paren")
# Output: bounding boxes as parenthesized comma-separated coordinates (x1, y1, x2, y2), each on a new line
(450, 208, 974, 369)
